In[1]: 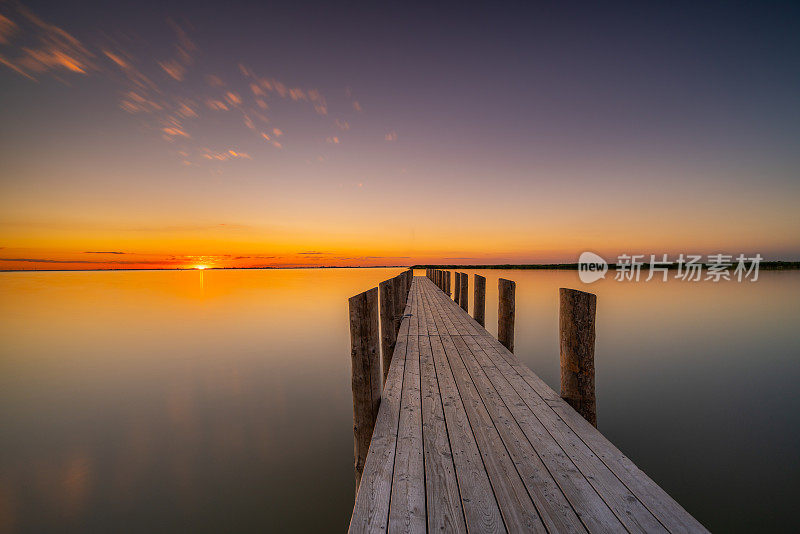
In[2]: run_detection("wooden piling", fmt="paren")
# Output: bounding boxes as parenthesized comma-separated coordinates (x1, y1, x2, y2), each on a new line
(559, 288, 597, 427)
(459, 271, 468, 312)
(498, 278, 515, 353)
(473, 274, 486, 326)
(454, 272, 461, 304)
(445, 271, 451, 296)
(348, 287, 381, 490)
(379, 279, 396, 383)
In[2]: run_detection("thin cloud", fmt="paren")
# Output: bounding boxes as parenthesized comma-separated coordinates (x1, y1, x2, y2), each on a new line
(205, 99, 229, 111)
(0, 257, 177, 265)
(158, 19, 195, 81)
(0, 4, 96, 80)
(201, 149, 251, 161)
(0, 5, 362, 166)
(83, 251, 126, 254)
(119, 91, 163, 114)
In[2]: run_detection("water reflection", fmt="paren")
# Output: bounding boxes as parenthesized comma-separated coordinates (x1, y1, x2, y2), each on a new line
(0, 268, 798, 532)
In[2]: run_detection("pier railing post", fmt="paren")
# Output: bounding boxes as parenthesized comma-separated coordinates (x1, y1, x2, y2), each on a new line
(459, 272, 469, 312)
(498, 278, 515, 352)
(445, 271, 451, 296)
(559, 288, 597, 427)
(348, 287, 381, 490)
(392, 274, 405, 331)
(379, 279, 397, 383)
(474, 274, 486, 326)
(454, 272, 461, 304)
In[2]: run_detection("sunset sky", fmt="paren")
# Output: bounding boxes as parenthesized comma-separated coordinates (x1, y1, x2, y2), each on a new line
(1, 1, 799, 269)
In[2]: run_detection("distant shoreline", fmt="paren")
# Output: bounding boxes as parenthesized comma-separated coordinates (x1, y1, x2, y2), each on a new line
(412, 261, 800, 270)
(1, 261, 799, 273)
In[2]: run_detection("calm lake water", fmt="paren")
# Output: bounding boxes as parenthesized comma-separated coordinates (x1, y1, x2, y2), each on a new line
(1, 268, 798, 532)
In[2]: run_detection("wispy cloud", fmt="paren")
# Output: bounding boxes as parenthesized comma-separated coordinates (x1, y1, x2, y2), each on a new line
(201, 149, 251, 161)
(0, 257, 175, 265)
(385, 131, 397, 141)
(83, 251, 127, 254)
(158, 19, 195, 81)
(0, 4, 363, 167)
(0, 4, 95, 80)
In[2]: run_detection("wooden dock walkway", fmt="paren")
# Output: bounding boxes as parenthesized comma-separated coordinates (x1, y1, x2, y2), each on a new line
(349, 276, 707, 533)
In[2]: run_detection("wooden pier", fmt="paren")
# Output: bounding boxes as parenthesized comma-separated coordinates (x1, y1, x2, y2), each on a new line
(349, 274, 707, 533)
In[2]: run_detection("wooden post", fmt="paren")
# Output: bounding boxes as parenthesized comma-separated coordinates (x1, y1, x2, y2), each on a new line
(349, 287, 381, 490)
(454, 272, 461, 304)
(498, 278, 515, 353)
(379, 279, 396, 383)
(392, 275, 405, 329)
(445, 271, 451, 296)
(459, 272, 468, 312)
(559, 288, 597, 427)
(473, 274, 486, 326)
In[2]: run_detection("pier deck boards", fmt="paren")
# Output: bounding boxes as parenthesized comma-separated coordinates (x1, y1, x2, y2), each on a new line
(350, 276, 707, 533)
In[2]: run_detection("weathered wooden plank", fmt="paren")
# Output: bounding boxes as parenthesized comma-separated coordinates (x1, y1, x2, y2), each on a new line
(419, 334, 468, 533)
(408, 279, 419, 337)
(429, 333, 506, 533)
(389, 334, 426, 534)
(451, 335, 595, 533)
(349, 322, 408, 533)
(422, 279, 458, 335)
(424, 285, 602, 533)
(423, 285, 439, 336)
(416, 280, 429, 336)
(472, 335, 668, 533)
(438, 333, 547, 532)
(460, 336, 625, 534)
